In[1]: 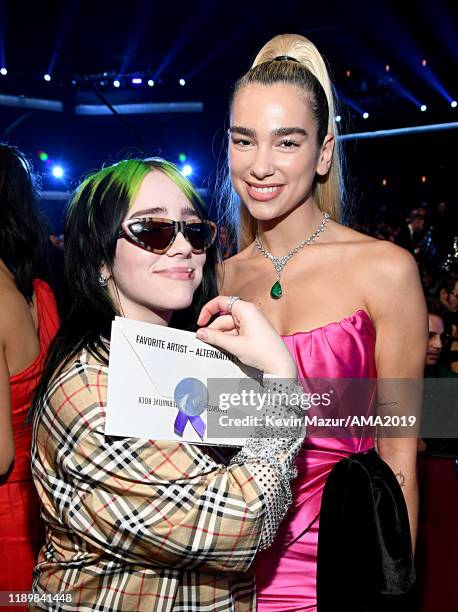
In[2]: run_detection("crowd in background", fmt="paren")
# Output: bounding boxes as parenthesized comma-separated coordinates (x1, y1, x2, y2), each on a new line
(355, 203, 458, 380)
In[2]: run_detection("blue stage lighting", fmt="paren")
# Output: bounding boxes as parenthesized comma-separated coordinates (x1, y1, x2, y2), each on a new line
(132, 77, 142, 85)
(179, 78, 186, 86)
(335, 115, 342, 122)
(181, 164, 193, 177)
(148, 79, 155, 87)
(0, 67, 7, 76)
(362, 112, 369, 119)
(339, 121, 458, 141)
(451, 101, 457, 108)
(44, 74, 51, 82)
(52, 166, 64, 178)
(113, 80, 121, 88)
(420, 104, 427, 112)
(75, 101, 203, 115)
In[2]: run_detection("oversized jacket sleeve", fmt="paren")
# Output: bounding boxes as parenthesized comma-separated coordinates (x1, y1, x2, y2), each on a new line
(33, 354, 265, 573)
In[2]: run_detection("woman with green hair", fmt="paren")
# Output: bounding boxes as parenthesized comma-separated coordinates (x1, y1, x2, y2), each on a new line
(30, 157, 305, 611)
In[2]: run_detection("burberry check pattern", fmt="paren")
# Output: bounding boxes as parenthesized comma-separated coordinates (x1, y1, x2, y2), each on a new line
(31, 349, 273, 611)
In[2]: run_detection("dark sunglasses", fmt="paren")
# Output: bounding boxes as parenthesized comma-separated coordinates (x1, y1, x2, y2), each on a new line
(118, 217, 217, 254)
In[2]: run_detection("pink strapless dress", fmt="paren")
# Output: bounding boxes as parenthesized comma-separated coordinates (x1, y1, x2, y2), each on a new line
(255, 309, 377, 611)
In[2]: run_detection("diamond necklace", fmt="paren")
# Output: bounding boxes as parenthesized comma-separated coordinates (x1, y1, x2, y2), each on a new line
(255, 212, 330, 299)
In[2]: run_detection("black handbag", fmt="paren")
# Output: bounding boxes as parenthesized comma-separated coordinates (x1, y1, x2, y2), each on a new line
(317, 449, 416, 612)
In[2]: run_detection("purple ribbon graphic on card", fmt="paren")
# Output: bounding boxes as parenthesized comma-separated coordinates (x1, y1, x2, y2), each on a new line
(173, 378, 207, 440)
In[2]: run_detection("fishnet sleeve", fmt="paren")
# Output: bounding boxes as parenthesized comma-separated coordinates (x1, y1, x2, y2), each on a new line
(230, 377, 305, 550)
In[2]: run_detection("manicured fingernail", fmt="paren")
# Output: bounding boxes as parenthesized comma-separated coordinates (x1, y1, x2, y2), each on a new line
(196, 329, 207, 340)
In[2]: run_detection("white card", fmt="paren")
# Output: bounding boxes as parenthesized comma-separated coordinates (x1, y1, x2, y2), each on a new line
(105, 317, 258, 445)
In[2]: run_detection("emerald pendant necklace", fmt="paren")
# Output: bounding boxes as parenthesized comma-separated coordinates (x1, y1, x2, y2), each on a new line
(255, 212, 330, 299)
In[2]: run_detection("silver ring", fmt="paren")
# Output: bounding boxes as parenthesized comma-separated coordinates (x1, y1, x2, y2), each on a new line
(227, 295, 241, 314)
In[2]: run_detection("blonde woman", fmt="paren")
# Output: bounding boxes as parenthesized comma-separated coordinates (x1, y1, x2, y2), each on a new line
(219, 34, 427, 610)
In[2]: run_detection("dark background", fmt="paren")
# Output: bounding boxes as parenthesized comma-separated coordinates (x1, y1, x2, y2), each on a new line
(0, 0, 456, 230)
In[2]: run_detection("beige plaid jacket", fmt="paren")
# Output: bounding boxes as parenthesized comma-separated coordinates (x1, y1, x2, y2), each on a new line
(31, 349, 266, 611)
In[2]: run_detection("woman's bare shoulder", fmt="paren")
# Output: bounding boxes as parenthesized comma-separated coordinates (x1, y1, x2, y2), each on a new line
(349, 238, 422, 320)
(323, 225, 420, 309)
(0, 281, 30, 339)
(330, 223, 414, 270)
(354, 237, 417, 276)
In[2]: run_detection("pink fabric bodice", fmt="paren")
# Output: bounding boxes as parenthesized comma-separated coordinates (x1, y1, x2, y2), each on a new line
(255, 309, 377, 611)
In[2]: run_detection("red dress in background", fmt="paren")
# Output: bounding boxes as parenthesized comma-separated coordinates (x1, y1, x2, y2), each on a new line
(0, 279, 59, 609)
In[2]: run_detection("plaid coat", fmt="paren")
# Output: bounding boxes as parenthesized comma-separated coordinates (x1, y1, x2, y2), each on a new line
(31, 349, 266, 611)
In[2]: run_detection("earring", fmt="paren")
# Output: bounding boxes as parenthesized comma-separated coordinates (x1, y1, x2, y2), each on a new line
(98, 273, 108, 288)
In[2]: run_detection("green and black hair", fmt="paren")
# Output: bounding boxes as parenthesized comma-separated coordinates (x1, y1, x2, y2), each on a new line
(31, 158, 218, 418)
